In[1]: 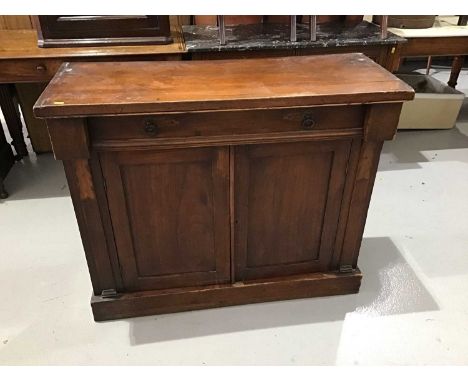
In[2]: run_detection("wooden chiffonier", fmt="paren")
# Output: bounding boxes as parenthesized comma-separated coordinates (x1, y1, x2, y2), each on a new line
(34, 54, 414, 321)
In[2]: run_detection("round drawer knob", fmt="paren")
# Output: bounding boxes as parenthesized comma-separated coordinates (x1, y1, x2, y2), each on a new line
(36, 64, 46, 72)
(144, 120, 158, 135)
(301, 114, 316, 130)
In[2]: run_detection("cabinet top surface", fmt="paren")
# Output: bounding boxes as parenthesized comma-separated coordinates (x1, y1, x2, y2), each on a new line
(34, 53, 414, 118)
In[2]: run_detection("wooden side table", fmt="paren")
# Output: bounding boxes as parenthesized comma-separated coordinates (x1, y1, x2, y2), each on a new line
(390, 16, 468, 86)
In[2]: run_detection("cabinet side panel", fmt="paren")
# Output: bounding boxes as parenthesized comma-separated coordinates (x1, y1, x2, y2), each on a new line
(339, 103, 402, 268)
(331, 138, 363, 268)
(339, 141, 383, 268)
(63, 159, 118, 295)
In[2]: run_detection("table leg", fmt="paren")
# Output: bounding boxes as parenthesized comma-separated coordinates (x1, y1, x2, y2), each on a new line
(448, 55, 465, 88)
(0, 118, 14, 199)
(426, 56, 432, 75)
(0, 84, 28, 159)
(0, 179, 8, 199)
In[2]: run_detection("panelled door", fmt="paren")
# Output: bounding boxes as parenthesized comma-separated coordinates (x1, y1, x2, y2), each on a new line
(100, 146, 231, 292)
(234, 140, 353, 281)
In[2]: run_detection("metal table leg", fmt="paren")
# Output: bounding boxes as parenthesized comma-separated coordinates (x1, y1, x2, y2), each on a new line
(290, 16, 297, 42)
(380, 16, 388, 39)
(218, 15, 226, 45)
(310, 16, 317, 41)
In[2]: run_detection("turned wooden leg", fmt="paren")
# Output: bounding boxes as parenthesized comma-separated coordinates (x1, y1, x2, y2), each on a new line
(426, 56, 432, 75)
(0, 84, 28, 159)
(448, 56, 465, 88)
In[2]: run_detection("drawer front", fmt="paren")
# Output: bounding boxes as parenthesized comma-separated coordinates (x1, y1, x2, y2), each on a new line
(88, 105, 365, 142)
(0, 59, 63, 83)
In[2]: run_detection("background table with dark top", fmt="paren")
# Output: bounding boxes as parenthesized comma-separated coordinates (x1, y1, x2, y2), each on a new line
(183, 21, 405, 71)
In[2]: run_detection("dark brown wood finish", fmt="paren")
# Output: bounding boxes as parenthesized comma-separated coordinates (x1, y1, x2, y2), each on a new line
(15, 83, 51, 153)
(337, 104, 403, 270)
(35, 54, 413, 320)
(400, 36, 468, 57)
(447, 16, 468, 88)
(88, 105, 365, 141)
(0, 58, 64, 83)
(448, 55, 465, 88)
(234, 140, 353, 281)
(91, 271, 363, 321)
(62, 157, 119, 295)
(46, 118, 90, 159)
(99, 147, 231, 292)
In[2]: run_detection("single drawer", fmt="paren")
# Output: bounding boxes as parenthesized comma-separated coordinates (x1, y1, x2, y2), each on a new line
(89, 105, 365, 142)
(0, 59, 63, 83)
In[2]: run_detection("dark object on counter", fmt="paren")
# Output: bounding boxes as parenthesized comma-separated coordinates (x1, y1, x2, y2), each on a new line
(33, 15, 173, 47)
(34, 54, 413, 321)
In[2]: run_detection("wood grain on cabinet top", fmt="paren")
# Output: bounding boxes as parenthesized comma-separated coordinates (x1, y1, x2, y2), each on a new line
(34, 53, 414, 118)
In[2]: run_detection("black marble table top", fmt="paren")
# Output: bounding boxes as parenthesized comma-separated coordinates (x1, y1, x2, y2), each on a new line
(183, 21, 406, 52)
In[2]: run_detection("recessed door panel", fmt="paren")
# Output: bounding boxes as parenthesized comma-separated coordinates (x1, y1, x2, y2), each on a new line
(100, 147, 230, 292)
(234, 140, 352, 281)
